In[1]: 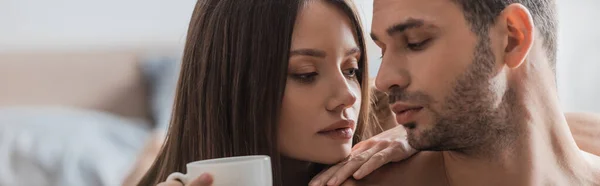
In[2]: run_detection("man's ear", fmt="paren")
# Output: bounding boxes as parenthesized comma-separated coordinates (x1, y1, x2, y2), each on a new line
(499, 3, 534, 69)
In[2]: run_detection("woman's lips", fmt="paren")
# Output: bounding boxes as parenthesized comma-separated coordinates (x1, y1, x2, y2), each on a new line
(318, 127, 354, 140)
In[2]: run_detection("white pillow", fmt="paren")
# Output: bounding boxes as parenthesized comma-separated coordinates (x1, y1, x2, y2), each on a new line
(0, 106, 150, 186)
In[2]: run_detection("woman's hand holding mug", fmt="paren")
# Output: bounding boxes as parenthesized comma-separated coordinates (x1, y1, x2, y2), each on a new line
(158, 173, 214, 186)
(157, 155, 272, 186)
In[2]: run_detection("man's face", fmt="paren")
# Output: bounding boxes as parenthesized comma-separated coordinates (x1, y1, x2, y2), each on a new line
(372, 0, 514, 151)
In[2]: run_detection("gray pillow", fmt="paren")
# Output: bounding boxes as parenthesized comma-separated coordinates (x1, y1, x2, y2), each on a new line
(140, 56, 181, 131)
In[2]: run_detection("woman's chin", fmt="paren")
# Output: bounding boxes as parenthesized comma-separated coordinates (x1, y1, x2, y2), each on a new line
(283, 142, 352, 165)
(310, 149, 351, 165)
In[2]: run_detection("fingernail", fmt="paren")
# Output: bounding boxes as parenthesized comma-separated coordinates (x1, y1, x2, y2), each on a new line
(309, 180, 321, 186)
(199, 173, 212, 183)
(327, 178, 337, 185)
(353, 170, 362, 179)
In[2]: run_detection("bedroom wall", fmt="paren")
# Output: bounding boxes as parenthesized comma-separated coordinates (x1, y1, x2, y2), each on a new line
(0, 0, 598, 112)
(0, 0, 195, 51)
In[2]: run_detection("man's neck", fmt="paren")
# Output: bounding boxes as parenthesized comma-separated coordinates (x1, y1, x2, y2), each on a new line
(442, 63, 599, 186)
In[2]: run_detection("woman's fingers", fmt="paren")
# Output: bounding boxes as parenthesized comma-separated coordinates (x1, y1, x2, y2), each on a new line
(309, 161, 345, 186)
(324, 144, 388, 185)
(157, 173, 213, 186)
(187, 173, 214, 186)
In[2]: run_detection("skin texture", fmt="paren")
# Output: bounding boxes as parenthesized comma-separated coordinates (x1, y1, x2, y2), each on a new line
(566, 112, 600, 156)
(155, 1, 370, 186)
(278, 0, 362, 164)
(372, 0, 504, 151)
(343, 0, 600, 185)
(129, 0, 600, 185)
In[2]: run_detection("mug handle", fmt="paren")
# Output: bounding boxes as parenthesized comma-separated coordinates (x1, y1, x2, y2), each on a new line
(166, 172, 189, 184)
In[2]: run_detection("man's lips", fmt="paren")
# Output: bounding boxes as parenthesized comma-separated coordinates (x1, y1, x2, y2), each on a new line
(391, 103, 423, 125)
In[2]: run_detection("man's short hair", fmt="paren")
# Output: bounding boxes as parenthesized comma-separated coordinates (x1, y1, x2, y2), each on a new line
(451, 0, 558, 68)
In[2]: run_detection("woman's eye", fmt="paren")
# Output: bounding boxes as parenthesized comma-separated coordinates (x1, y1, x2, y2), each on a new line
(292, 72, 318, 84)
(343, 68, 360, 78)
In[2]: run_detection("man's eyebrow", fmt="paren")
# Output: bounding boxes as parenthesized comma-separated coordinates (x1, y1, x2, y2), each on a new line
(386, 18, 425, 36)
(370, 18, 425, 42)
(370, 33, 379, 42)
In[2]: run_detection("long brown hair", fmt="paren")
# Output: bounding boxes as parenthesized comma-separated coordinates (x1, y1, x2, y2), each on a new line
(139, 0, 371, 185)
(369, 83, 395, 134)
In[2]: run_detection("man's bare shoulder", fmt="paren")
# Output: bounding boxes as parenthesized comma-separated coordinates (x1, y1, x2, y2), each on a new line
(342, 151, 448, 186)
(582, 151, 600, 178)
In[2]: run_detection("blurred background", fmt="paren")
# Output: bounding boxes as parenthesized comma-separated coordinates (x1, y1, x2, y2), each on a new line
(0, 0, 597, 185)
(1, 0, 597, 111)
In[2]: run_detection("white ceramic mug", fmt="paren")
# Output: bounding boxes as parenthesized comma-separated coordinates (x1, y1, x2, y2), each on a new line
(166, 155, 272, 186)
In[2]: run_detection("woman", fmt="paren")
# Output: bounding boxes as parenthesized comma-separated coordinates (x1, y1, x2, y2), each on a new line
(140, 0, 383, 185)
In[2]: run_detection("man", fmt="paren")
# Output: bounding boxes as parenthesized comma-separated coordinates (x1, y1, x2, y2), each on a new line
(346, 0, 600, 185)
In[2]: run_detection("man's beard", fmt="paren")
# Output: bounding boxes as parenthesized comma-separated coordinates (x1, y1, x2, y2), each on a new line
(389, 37, 519, 156)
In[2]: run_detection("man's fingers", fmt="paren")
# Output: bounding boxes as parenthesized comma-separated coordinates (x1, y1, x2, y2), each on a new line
(309, 163, 344, 186)
(325, 144, 388, 186)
